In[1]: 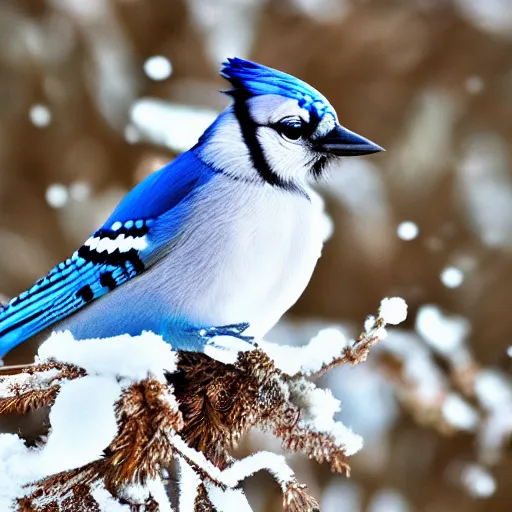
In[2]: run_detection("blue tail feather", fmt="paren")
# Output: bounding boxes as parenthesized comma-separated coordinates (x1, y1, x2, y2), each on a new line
(0, 250, 143, 358)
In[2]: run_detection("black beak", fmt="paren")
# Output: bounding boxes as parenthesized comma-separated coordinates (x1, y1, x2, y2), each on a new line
(315, 125, 384, 157)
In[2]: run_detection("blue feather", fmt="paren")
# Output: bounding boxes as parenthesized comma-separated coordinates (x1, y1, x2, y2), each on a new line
(220, 57, 335, 119)
(0, 152, 217, 357)
(104, 151, 215, 224)
(0, 232, 144, 357)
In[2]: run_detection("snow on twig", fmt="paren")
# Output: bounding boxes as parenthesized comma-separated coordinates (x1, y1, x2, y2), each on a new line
(0, 298, 408, 511)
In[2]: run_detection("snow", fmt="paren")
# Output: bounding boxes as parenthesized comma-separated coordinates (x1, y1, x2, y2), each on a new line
(206, 485, 253, 512)
(364, 315, 377, 333)
(45, 184, 69, 208)
(0, 434, 42, 510)
(454, 0, 512, 38)
(442, 393, 479, 431)
(440, 266, 464, 288)
(289, 379, 363, 456)
(379, 297, 408, 325)
(396, 221, 419, 241)
(266, 301, 406, 378)
(92, 485, 130, 511)
(38, 330, 178, 384)
(474, 370, 512, 410)
(172, 433, 297, 490)
(178, 458, 202, 511)
(415, 305, 470, 356)
(130, 98, 218, 153)
(298, 386, 341, 432)
(460, 464, 496, 498)
(0, 315, 385, 509)
(0, 331, 182, 510)
(117, 480, 172, 511)
(471, 370, 512, 465)
(29, 104, 52, 127)
(331, 422, 364, 456)
(221, 452, 295, 489)
(0, 376, 122, 508)
(42, 376, 121, 474)
(0, 368, 60, 397)
(143, 56, 173, 81)
(259, 326, 348, 375)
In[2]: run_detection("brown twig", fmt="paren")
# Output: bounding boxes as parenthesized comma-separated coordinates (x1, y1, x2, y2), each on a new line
(309, 317, 386, 379)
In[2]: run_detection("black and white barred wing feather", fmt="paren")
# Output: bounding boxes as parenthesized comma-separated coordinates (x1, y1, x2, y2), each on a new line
(0, 220, 153, 357)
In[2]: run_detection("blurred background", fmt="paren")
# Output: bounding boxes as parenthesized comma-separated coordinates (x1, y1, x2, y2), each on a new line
(1, 0, 512, 510)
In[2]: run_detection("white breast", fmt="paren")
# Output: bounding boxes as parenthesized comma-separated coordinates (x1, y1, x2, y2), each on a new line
(162, 176, 325, 337)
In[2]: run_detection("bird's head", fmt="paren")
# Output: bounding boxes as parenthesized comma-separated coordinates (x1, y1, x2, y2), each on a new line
(194, 58, 383, 193)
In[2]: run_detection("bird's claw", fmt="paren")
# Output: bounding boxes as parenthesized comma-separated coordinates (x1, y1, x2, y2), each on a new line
(197, 322, 257, 347)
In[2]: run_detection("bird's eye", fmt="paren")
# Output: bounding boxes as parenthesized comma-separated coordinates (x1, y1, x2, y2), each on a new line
(275, 118, 304, 141)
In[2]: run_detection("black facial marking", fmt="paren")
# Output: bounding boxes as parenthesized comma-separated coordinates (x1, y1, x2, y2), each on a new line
(305, 109, 321, 137)
(232, 94, 308, 197)
(76, 285, 94, 302)
(232, 95, 277, 184)
(311, 156, 328, 179)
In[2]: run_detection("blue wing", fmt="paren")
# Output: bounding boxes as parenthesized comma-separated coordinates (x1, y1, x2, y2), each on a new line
(0, 151, 216, 357)
(0, 230, 146, 356)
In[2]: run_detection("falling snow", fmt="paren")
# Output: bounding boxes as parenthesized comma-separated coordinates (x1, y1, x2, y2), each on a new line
(143, 56, 173, 81)
(440, 266, 464, 288)
(396, 221, 419, 241)
(45, 184, 69, 209)
(29, 104, 52, 128)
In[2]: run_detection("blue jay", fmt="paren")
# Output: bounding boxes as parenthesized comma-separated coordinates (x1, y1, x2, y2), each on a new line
(0, 58, 383, 358)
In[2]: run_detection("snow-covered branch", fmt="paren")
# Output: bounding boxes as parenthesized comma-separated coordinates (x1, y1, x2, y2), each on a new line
(0, 298, 407, 511)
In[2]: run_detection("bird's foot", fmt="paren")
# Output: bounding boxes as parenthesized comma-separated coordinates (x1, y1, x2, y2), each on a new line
(200, 322, 255, 344)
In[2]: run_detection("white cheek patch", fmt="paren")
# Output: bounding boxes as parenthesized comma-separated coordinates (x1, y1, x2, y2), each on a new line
(197, 111, 255, 181)
(258, 128, 312, 184)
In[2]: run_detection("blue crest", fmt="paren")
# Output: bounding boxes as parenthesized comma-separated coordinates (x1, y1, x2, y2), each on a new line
(220, 57, 335, 119)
